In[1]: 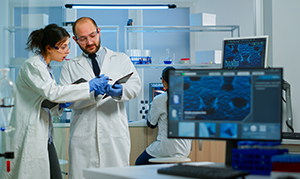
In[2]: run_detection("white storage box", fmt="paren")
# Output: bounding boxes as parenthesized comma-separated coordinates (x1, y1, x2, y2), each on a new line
(21, 14, 49, 28)
(189, 13, 216, 26)
(195, 50, 221, 64)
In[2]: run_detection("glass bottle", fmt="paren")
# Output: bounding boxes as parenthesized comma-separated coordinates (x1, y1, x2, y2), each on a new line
(164, 48, 173, 64)
(0, 68, 15, 132)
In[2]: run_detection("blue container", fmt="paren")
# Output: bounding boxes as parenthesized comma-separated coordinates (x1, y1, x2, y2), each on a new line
(232, 148, 289, 175)
(130, 56, 151, 65)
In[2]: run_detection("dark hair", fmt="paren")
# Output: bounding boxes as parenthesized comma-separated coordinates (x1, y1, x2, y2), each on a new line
(72, 17, 98, 37)
(162, 66, 175, 84)
(26, 24, 70, 53)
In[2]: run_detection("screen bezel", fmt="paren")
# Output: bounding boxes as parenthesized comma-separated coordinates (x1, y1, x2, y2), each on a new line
(221, 35, 270, 69)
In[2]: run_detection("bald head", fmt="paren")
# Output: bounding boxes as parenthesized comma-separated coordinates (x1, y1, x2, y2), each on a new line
(72, 17, 98, 37)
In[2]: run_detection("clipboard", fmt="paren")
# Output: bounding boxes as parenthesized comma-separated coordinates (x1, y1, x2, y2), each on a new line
(102, 72, 134, 99)
(41, 78, 88, 109)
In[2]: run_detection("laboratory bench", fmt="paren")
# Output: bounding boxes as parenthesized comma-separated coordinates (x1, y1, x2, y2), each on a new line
(53, 120, 300, 179)
(82, 162, 272, 179)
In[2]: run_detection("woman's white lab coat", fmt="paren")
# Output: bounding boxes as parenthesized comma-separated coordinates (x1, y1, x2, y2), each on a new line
(59, 47, 141, 179)
(0, 55, 91, 179)
(146, 92, 192, 157)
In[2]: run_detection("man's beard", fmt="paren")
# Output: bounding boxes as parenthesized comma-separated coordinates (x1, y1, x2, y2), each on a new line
(79, 38, 101, 55)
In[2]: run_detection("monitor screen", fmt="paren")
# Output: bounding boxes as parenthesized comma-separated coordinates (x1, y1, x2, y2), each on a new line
(222, 36, 269, 69)
(168, 68, 282, 141)
(149, 83, 165, 104)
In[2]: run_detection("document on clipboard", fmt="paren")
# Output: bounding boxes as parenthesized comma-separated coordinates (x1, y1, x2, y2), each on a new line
(102, 72, 134, 99)
(41, 78, 88, 109)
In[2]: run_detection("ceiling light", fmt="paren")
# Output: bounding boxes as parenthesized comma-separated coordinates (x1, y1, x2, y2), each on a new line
(65, 4, 176, 10)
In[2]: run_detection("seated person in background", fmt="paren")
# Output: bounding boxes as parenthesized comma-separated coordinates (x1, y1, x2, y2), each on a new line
(135, 66, 192, 165)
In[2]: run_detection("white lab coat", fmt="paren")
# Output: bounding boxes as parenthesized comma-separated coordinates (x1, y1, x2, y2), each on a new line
(0, 55, 92, 179)
(59, 47, 141, 179)
(146, 92, 192, 157)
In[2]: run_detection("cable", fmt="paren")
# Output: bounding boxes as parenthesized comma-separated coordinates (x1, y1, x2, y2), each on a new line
(285, 120, 294, 133)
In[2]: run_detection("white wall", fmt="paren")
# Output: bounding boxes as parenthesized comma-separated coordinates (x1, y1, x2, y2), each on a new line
(190, 0, 255, 63)
(271, 0, 300, 132)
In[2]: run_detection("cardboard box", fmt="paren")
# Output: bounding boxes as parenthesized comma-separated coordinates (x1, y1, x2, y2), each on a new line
(195, 50, 221, 64)
(189, 13, 216, 26)
(21, 14, 49, 28)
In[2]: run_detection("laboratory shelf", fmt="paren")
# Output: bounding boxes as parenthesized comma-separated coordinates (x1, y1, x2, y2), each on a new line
(125, 25, 239, 35)
(125, 25, 240, 53)
(4, 25, 119, 34)
(125, 25, 238, 122)
(134, 63, 221, 68)
(3, 25, 120, 69)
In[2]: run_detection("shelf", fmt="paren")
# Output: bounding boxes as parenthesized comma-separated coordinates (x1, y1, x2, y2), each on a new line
(134, 63, 221, 68)
(124, 25, 240, 63)
(125, 25, 237, 122)
(4, 25, 119, 33)
(125, 25, 239, 35)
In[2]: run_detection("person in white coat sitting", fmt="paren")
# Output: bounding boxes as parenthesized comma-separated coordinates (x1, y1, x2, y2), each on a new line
(0, 24, 110, 179)
(135, 67, 192, 165)
(59, 17, 141, 178)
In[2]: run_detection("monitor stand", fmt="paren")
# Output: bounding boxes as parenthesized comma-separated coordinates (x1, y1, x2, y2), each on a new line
(282, 79, 293, 132)
(225, 140, 238, 166)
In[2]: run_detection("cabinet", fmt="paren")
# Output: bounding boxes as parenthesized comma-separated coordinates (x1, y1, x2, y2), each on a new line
(129, 126, 226, 165)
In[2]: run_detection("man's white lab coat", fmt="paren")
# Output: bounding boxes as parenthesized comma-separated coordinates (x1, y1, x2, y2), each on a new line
(59, 47, 141, 179)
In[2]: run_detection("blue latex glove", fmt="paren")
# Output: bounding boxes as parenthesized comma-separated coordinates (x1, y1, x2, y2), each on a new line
(59, 102, 72, 108)
(89, 74, 109, 95)
(105, 83, 123, 97)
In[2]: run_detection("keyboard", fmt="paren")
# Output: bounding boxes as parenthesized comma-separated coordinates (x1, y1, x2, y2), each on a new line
(157, 164, 249, 179)
(282, 132, 300, 139)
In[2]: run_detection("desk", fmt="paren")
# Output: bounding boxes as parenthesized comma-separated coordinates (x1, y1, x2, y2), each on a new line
(83, 162, 271, 179)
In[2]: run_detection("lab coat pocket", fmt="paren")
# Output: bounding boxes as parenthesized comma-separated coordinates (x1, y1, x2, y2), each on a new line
(70, 111, 88, 137)
(23, 124, 48, 159)
(109, 114, 128, 138)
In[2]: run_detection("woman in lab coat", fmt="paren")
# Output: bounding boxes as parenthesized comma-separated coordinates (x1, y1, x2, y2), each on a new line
(135, 67, 192, 165)
(0, 24, 108, 179)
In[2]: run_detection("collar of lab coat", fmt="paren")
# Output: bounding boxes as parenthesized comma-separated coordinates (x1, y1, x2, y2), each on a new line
(74, 46, 118, 78)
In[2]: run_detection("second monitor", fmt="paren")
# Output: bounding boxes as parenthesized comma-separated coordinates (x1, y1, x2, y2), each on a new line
(222, 35, 270, 69)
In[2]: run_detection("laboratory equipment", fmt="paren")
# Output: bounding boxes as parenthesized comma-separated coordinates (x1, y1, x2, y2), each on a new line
(167, 68, 283, 166)
(0, 68, 15, 131)
(164, 48, 172, 64)
(148, 83, 164, 104)
(282, 79, 293, 132)
(127, 49, 152, 64)
(222, 35, 269, 69)
(0, 68, 15, 172)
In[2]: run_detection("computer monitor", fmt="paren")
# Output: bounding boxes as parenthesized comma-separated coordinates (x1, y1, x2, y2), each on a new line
(149, 83, 165, 104)
(167, 68, 283, 165)
(222, 35, 269, 69)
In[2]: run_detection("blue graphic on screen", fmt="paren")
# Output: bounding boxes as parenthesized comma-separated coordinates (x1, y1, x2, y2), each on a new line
(183, 75, 251, 121)
(199, 123, 216, 137)
(223, 38, 267, 69)
(220, 123, 237, 138)
(178, 122, 195, 137)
